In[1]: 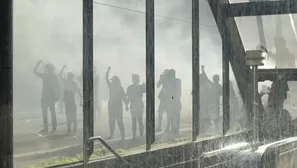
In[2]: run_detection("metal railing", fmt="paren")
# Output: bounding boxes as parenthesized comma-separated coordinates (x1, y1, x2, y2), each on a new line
(83, 136, 133, 168)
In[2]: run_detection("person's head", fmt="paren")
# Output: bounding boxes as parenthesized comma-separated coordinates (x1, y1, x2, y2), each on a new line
(167, 69, 176, 79)
(132, 74, 140, 84)
(277, 72, 286, 79)
(44, 63, 55, 75)
(163, 69, 169, 75)
(213, 74, 220, 83)
(275, 36, 286, 48)
(111, 76, 121, 87)
(67, 72, 74, 81)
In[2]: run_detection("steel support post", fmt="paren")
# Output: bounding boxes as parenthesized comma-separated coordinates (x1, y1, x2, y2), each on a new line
(145, 0, 155, 150)
(0, 0, 13, 167)
(83, 0, 94, 166)
(192, 0, 200, 141)
(252, 65, 259, 150)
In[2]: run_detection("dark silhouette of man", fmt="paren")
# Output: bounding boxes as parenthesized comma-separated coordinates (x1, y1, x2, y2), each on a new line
(156, 69, 170, 132)
(33, 60, 59, 134)
(166, 69, 182, 134)
(59, 65, 82, 135)
(269, 37, 295, 68)
(266, 72, 289, 140)
(126, 74, 146, 139)
(105, 67, 127, 140)
(199, 65, 213, 134)
(211, 74, 222, 131)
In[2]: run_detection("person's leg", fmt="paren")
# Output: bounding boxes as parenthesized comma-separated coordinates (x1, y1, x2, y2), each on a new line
(132, 116, 137, 139)
(117, 112, 125, 140)
(41, 103, 49, 133)
(117, 118, 125, 140)
(49, 102, 57, 132)
(165, 112, 172, 133)
(71, 104, 78, 134)
(65, 104, 71, 133)
(138, 113, 144, 137)
(108, 112, 115, 139)
(156, 101, 164, 131)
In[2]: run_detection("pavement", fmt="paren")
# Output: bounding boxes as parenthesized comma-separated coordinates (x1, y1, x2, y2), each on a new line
(13, 109, 193, 168)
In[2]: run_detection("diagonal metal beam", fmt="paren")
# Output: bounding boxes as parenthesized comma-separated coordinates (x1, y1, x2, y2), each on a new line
(228, 0, 297, 17)
(207, 0, 252, 133)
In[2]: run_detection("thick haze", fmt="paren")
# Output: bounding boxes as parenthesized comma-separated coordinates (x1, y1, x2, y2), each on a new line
(13, 0, 224, 114)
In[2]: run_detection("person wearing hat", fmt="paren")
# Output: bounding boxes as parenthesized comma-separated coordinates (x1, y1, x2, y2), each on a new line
(105, 66, 127, 140)
(33, 60, 59, 134)
(126, 74, 146, 139)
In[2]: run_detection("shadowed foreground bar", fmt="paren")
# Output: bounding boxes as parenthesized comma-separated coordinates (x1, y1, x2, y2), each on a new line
(0, 0, 13, 167)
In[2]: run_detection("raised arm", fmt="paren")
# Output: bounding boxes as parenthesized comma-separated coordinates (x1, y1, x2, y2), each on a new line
(59, 65, 66, 82)
(105, 67, 111, 87)
(201, 65, 206, 75)
(157, 75, 163, 88)
(33, 60, 43, 78)
(59, 65, 67, 82)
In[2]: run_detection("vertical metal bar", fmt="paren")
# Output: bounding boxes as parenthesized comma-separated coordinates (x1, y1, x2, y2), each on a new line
(145, 0, 155, 150)
(222, 37, 230, 135)
(252, 65, 259, 150)
(0, 0, 13, 167)
(192, 0, 200, 141)
(83, 0, 94, 163)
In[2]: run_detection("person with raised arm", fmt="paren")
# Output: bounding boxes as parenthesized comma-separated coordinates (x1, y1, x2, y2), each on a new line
(105, 67, 127, 140)
(33, 60, 59, 134)
(59, 65, 82, 135)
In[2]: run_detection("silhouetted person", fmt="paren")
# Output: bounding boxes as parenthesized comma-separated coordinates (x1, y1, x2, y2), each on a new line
(269, 37, 295, 68)
(126, 74, 146, 139)
(59, 65, 82, 135)
(211, 74, 222, 131)
(156, 69, 170, 132)
(57, 78, 64, 114)
(199, 65, 213, 134)
(33, 60, 59, 134)
(266, 73, 289, 140)
(105, 67, 127, 140)
(166, 69, 182, 135)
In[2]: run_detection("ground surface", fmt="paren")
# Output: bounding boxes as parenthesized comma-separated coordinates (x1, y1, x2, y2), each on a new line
(13, 108, 194, 168)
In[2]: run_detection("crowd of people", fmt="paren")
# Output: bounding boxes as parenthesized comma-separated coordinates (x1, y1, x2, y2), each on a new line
(33, 61, 184, 140)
